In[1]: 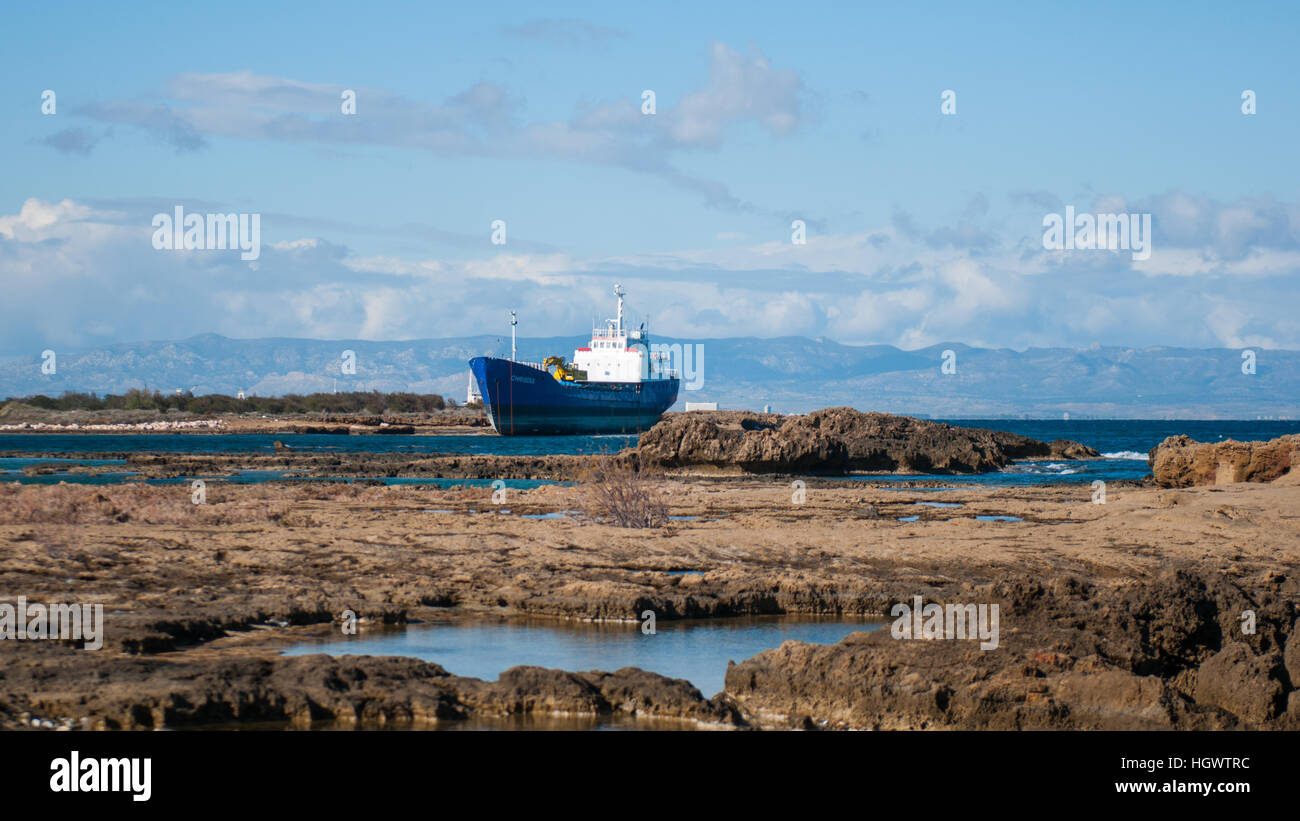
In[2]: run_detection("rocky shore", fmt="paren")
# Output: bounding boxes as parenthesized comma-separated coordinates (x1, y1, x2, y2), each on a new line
(5, 647, 741, 730)
(111, 451, 594, 481)
(0, 405, 489, 435)
(728, 569, 1299, 730)
(2, 455, 1297, 730)
(0, 419, 225, 432)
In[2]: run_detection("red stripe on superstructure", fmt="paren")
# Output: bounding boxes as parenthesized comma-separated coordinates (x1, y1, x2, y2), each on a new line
(577, 347, 591, 351)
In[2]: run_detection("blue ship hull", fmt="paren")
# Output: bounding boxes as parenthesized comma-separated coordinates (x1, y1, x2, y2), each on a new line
(469, 356, 679, 435)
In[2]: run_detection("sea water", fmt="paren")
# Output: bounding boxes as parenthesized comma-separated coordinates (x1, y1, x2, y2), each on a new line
(3, 420, 1297, 486)
(282, 615, 884, 698)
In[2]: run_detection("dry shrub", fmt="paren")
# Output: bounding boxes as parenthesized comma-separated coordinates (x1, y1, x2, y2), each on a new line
(576, 456, 669, 528)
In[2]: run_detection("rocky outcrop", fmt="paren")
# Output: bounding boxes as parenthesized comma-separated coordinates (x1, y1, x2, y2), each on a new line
(633, 408, 1099, 474)
(1, 651, 741, 730)
(992, 432, 1100, 460)
(1193, 643, 1287, 726)
(1285, 618, 1300, 686)
(725, 570, 1299, 730)
(1148, 434, 1298, 487)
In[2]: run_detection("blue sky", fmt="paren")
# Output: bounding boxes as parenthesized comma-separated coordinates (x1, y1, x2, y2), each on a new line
(3, 0, 1298, 355)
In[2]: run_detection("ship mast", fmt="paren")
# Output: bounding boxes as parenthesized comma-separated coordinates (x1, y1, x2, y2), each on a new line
(614, 283, 625, 333)
(510, 310, 517, 361)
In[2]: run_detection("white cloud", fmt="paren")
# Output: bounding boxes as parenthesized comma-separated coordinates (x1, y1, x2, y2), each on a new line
(69, 44, 810, 216)
(0, 198, 97, 239)
(3, 195, 1299, 356)
(666, 43, 805, 148)
(1205, 303, 1277, 349)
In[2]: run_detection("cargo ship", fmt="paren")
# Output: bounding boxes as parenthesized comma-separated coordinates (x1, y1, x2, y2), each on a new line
(469, 285, 680, 435)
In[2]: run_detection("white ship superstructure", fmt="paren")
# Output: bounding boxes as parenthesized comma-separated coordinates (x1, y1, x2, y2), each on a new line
(571, 284, 671, 382)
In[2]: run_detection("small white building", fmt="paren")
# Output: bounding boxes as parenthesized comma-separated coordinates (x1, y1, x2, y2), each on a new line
(684, 402, 718, 411)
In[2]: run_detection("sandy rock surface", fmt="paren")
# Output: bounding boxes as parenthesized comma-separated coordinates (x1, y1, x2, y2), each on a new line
(2, 466, 1297, 730)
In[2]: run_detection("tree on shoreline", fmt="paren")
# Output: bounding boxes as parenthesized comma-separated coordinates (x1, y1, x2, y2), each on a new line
(4, 389, 453, 415)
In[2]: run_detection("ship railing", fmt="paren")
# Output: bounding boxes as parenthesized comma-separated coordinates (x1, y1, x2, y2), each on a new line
(513, 360, 546, 370)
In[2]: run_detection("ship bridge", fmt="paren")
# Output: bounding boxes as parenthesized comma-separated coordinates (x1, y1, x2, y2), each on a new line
(571, 284, 674, 382)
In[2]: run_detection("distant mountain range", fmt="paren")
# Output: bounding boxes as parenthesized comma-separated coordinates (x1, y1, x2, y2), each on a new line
(2, 333, 1296, 419)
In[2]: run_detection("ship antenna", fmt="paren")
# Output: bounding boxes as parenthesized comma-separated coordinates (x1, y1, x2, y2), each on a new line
(510, 310, 517, 362)
(614, 283, 625, 333)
